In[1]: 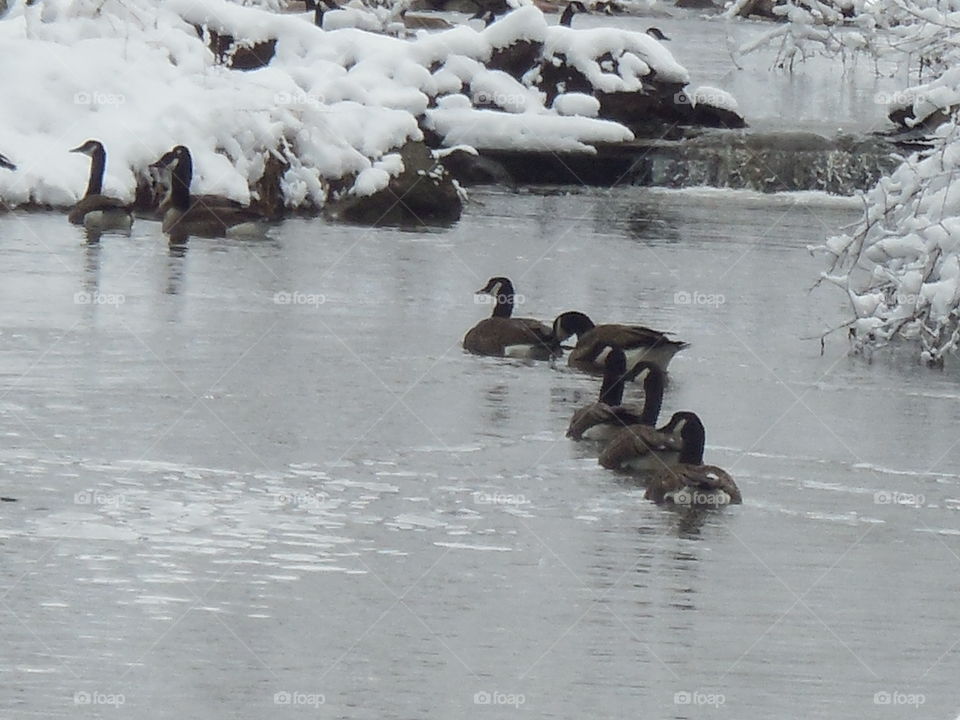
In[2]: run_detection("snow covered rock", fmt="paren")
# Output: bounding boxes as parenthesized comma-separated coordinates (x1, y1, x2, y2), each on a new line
(326, 141, 462, 225)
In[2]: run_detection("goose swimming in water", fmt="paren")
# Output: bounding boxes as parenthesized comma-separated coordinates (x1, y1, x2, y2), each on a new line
(646, 26, 670, 41)
(0, 153, 15, 171)
(68, 140, 133, 230)
(152, 145, 260, 238)
(462, 277, 591, 359)
(567, 317, 688, 375)
(566, 350, 664, 441)
(645, 412, 741, 506)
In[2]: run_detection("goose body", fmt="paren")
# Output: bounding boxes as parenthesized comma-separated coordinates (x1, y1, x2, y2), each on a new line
(153, 146, 260, 238)
(645, 412, 741, 505)
(568, 321, 688, 375)
(598, 420, 680, 472)
(567, 351, 664, 441)
(0, 153, 15, 171)
(68, 140, 133, 230)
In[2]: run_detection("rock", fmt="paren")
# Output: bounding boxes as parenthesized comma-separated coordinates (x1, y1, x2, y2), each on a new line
(487, 40, 543, 80)
(193, 25, 277, 70)
(675, 0, 718, 8)
(691, 102, 747, 129)
(326, 142, 463, 226)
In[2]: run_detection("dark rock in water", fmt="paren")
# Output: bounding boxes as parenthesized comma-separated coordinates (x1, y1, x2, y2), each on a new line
(441, 149, 517, 188)
(327, 142, 463, 226)
(691, 103, 747, 129)
(597, 85, 689, 135)
(193, 24, 277, 70)
(0, 497, 16, 502)
(675, 0, 718, 8)
(487, 40, 543, 80)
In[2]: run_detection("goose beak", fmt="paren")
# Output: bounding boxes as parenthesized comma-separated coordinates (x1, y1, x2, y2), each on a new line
(68, 144, 85, 154)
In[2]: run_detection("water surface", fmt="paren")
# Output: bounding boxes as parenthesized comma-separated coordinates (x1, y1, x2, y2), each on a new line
(1, 189, 959, 718)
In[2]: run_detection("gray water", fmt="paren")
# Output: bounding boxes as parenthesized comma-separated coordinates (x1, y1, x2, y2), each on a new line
(572, 9, 911, 135)
(2, 188, 960, 719)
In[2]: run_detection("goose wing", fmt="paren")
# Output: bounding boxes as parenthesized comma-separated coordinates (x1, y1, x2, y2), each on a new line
(647, 464, 741, 504)
(590, 324, 687, 351)
(463, 317, 557, 357)
(566, 402, 644, 440)
(598, 424, 679, 470)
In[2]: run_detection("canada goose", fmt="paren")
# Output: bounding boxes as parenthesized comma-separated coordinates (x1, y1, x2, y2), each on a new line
(598, 409, 683, 472)
(0, 153, 15, 171)
(152, 146, 260, 238)
(566, 354, 664, 441)
(646, 26, 670, 41)
(645, 412, 741, 505)
(67, 140, 133, 229)
(463, 278, 590, 359)
(568, 319, 688, 375)
(559, 1, 587, 26)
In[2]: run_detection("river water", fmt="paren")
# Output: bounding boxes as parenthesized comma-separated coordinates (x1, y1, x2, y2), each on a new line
(2, 187, 959, 718)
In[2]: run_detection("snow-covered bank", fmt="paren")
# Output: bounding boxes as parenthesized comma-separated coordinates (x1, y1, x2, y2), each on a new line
(0, 0, 739, 221)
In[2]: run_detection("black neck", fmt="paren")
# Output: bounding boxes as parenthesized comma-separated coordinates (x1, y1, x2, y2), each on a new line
(598, 367, 626, 406)
(640, 373, 663, 425)
(560, 5, 575, 25)
(85, 147, 106, 197)
(314, 5, 323, 24)
(679, 423, 705, 464)
(492, 289, 513, 318)
(170, 154, 193, 210)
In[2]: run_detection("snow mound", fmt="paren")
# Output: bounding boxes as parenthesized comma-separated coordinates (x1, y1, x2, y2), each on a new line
(0, 0, 692, 210)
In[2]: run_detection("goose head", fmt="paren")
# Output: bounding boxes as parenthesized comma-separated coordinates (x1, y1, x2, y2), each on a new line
(69, 139, 106, 158)
(0, 153, 15, 171)
(552, 311, 595, 342)
(646, 26, 670, 41)
(559, 1, 588, 26)
(153, 145, 192, 174)
(476, 276, 516, 318)
(661, 411, 705, 464)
